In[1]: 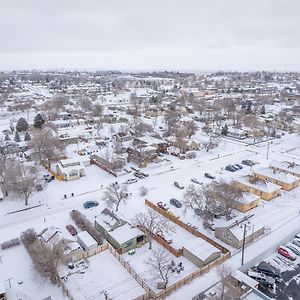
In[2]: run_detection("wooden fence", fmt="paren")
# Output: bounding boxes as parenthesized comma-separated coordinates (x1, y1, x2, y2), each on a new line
(154, 252, 231, 299)
(152, 234, 183, 257)
(108, 245, 156, 298)
(43, 164, 64, 181)
(145, 199, 230, 254)
(91, 159, 118, 177)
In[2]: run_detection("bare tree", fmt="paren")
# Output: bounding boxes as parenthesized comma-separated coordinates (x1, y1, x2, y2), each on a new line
(16, 165, 40, 205)
(202, 137, 219, 152)
(146, 248, 173, 289)
(70, 210, 103, 244)
(133, 209, 175, 249)
(216, 264, 235, 300)
(28, 127, 66, 167)
(102, 182, 129, 212)
(21, 229, 62, 284)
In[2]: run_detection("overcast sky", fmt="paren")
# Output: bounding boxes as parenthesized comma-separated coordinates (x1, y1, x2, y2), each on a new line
(0, 0, 299, 71)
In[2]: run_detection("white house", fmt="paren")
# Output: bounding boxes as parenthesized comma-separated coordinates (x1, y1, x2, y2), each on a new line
(56, 158, 85, 181)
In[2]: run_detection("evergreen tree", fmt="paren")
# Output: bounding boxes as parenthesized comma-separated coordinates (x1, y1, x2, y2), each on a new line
(24, 131, 31, 141)
(221, 124, 228, 135)
(4, 134, 10, 141)
(261, 105, 266, 115)
(14, 131, 21, 142)
(33, 113, 45, 129)
(16, 117, 29, 132)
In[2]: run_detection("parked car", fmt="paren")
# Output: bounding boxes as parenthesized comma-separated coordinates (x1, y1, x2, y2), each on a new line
(191, 178, 202, 185)
(247, 270, 275, 288)
(134, 172, 144, 179)
(44, 174, 55, 183)
(286, 244, 300, 256)
(256, 261, 280, 279)
(178, 154, 185, 160)
(292, 238, 300, 248)
(204, 173, 215, 180)
(125, 178, 138, 184)
(225, 165, 237, 172)
(83, 201, 99, 209)
(233, 164, 243, 169)
(295, 233, 300, 240)
(66, 224, 78, 236)
(157, 202, 168, 211)
(278, 246, 297, 261)
(174, 181, 184, 189)
(170, 198, 182, 208)
(242, 159, 255, 166)
(36, 184, 43, 191)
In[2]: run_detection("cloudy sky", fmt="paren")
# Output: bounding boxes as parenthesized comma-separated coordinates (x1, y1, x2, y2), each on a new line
(0, 0, 299, 71)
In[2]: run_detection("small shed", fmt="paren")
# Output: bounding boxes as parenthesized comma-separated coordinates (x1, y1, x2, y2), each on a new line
(77, 231, 97, 251)
(183, 237, 221, 267)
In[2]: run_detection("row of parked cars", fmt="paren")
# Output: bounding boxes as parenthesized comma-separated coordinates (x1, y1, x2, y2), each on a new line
(247, 233, 300, 289)
(277, 233, 300, 261)
(225, 160, 256, 172)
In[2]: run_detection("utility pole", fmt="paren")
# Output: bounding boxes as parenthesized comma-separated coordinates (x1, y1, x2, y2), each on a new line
(241, 223, 251, 266)
(266, 141, 273, 160)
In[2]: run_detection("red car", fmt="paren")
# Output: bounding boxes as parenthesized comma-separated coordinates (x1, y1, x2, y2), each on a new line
(66, 224, 77, 236)
(278, 246, 296, 261)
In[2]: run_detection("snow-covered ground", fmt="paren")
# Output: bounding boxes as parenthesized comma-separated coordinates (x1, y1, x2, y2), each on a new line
(0, 101, 299, 300)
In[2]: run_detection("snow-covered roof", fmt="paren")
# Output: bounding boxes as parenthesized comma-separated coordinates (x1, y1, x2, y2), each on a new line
(183, 237, 221, 261)
(77, 231, 97, 248)
(109, 223, 144, 245)
(270, 160, 300, 176)
(233, 270, 258, 288)
(236, 192, 260, 204)
(235, 175, 281, 193)
(95, 208, 123, 231)
(254, 167, 299, 184)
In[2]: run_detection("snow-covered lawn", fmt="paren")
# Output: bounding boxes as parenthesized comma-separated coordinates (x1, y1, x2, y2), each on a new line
(121, 241, 199, 293)
(60, 249, 146, 300)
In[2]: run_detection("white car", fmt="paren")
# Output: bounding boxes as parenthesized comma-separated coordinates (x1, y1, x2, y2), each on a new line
(292, 238, 300, 248)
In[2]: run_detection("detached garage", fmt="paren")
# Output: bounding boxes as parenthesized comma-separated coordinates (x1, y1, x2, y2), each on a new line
(77, 231, 97, 251)
(183, 237, 221, 267)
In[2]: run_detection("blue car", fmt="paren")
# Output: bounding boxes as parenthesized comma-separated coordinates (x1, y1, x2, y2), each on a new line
(83, 201, 99, 209)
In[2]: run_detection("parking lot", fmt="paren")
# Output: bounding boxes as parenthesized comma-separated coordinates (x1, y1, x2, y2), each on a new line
(247, 233, 300, 299)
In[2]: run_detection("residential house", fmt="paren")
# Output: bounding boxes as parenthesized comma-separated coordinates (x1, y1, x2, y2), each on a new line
(52, 119, 70, 129)
(95, 208, 145, 253)
(133, 136, 168, 153)
(215, 216, 265, 249)
(253, 167, 300, 191)
(91, 152, 126, 174)
(182, 237, 221, 267)
(127, 145, 158, 167)
(232, 175, 281, 201)
(231, 192, 260, 213)
(270, 161, 300, 178)
(114, 132, 133, 143)
(56, 158, 85, 181)
(40, 226, 82, 264)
